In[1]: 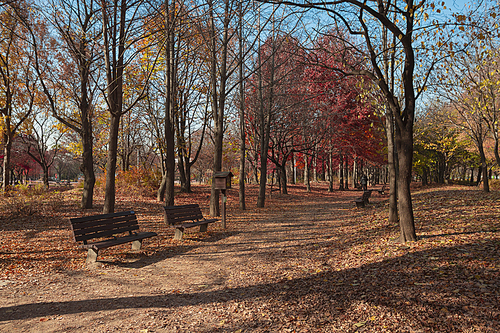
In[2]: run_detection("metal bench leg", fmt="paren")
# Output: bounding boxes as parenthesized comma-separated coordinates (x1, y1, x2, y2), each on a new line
(199, 223, 208, 232)
(86, 248, 98, 265)
(131, 239, 142, 250)
(174, 228, 184, 240)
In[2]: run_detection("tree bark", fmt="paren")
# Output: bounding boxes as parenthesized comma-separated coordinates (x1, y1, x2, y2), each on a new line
(157, 170, 167, 202)
(344, 155, 349, 190)
(80, 101, 95, 209)
(386, 110, 398, 224)
(395, 126, 417, 242)
(338, 154, 344, 191)
(238, 0, 246, 210)
(208, 0, 231, 216)
(478, 142, 489, 192)
(328, 151, 334, 192)
(279, 163, 287, 194)
(103, 114, 121, 214)
(2, 137, 11, 191)
(304, 154, 311, 192)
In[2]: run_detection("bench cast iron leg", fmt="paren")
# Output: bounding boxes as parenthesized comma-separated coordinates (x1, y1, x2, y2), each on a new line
(174, 228, 184, 240)
(199, 223, 208, 232)
(86, 248, 98, 265)
(131, 239, 142, 250)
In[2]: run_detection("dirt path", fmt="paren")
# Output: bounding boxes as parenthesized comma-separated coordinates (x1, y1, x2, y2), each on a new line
(0, 189, 355, 332)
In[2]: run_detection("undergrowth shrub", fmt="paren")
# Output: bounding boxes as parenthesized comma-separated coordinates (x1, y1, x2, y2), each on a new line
(0, 195, 38, 216)
(489, 179, 500, 191)
(16, 183, 46, 196)
(0, 185, 64, 217)
(97, 167, 162, 198)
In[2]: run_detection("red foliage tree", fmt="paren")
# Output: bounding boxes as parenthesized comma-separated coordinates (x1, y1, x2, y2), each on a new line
(306, 34, 385, 189)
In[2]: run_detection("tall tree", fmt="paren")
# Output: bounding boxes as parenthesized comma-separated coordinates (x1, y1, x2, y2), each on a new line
(33, 0, 101, 208)
(0, 2, 36, 191)
(99, 0, 156, 213)
(205, 0, 235, 215)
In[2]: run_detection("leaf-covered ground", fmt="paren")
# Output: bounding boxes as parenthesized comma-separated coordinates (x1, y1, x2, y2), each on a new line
(0, 183, 499, 332)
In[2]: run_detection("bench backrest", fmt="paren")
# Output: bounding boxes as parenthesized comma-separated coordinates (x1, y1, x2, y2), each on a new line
(70, 211, 139, 244)
(164, 204, 204, 225)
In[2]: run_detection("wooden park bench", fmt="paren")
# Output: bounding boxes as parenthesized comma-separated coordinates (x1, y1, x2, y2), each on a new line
(163, 204, 218, 240)
(377, 185, 387, 195)
(69, 211, 157, 265)
(354, 190, 372, 208)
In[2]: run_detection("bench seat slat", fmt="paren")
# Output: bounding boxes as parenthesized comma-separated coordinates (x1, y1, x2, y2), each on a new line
(73, 225, 141, 242)
(175, 219, 219, 229)
(78, 232, 158, 250)
(166, 212, 203, 219)
(71, 219, 139, 234)
(70, 211, 136, 223)
(72, 218, 138, 231)
(70, 215, 138, 230)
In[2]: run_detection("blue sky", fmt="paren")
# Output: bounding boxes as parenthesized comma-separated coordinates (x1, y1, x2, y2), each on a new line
(444, 0, 491, 13)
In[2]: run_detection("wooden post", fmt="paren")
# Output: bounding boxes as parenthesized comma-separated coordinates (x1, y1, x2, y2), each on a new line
(221, 189, 227, 229)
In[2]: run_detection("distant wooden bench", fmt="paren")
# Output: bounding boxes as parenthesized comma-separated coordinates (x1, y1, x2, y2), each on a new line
(163, 204, 218, 240)
(69, 211, 157, 265)
(354, 190, 372, 208)
(377, 185, 387, 195)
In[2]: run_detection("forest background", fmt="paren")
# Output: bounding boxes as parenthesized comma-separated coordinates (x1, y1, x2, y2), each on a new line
(1, 0, 500, 243)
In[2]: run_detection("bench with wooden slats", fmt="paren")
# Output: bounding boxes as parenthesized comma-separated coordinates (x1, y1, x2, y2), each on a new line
(163, 204, 218, 240)
(353, 190, 372, 208)
(69, 211, 157, 265)
(377, 185, 387, 195)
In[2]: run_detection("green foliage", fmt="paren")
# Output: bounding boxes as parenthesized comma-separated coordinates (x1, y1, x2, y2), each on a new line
(413, 104, 473, 183)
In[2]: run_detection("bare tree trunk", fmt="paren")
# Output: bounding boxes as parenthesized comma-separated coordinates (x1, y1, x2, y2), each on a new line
(352, 157, 357, 188)
(386, 107, 398, 224)
(2, 138, 11, 190)
(80, 112, 95, 208)
(344, 155, 349, 190)
(395, 125, 416, 243)
(338, 154, 344, 190)
(208, 0, 231, 216)
(279, 164, 287, 194)
(238, 1, 246, 210)
(257, 33, 273, 208)
(478, 142, 489, 192)
(103, 114, 121, 213)
(257, 119, 271, 207)
(101, 0, 126, 214)
(304, 154, 311, 192)
(157, 171, 167, 202)
(494, 137, 500, 167)
(328, 151, 334, 192)
(162, 0, 177, 206)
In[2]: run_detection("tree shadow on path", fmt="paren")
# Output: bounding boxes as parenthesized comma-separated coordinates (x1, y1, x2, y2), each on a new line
(2, 240, 498, 332)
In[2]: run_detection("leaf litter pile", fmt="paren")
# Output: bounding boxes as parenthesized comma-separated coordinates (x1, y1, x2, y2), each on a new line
(0, 183, 499, 332)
